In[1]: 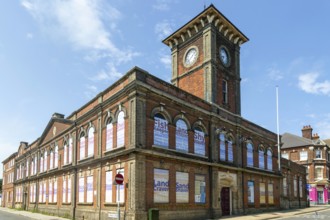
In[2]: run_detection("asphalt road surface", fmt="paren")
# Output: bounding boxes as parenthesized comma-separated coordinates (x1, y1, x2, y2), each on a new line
(0, 209, 32, 220)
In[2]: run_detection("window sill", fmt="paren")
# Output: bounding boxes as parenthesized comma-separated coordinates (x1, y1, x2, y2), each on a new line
(48, 167, 58, 172)
(78, 202, 93, 206)
(79, 155, 94, 163)
(152, 145, 208, 159)
(62, 202, 71, 205)
(104, 146, 125, 155)
(104, 202, 124, 206)
(48, 202, 58, 205)
(63, 163, 72, 168)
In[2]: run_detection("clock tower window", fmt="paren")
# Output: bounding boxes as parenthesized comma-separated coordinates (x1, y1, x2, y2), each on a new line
(222, 80, 228, 104)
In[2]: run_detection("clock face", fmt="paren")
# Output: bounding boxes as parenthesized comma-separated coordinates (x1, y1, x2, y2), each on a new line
(220, 47, 229, 65)
(184, 48, 198, 66)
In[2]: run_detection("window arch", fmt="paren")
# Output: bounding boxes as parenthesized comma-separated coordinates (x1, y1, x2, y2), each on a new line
(54, 145, 58, 168)
(117, 111, 125, 148)
(44, 151, 48, 172)
(176, 119, 188, 152)
(227, 136, 233, 162)
(267, 149, 273, 171)
(194, 127, 205, 155)
(258, 146, 265, 169)
(63, 141, 67, 165)
(40, 152, 44, 173)
(80, 132, 86, 160)
(50, 149, 54, 169)
(88, 126, 95, 157)
(154, 113, 169, 148)
(106, 118, 113, 151)
(219, 133, 226, 161)
(247, 142, 254, 167)
(68, 137, 73, 164)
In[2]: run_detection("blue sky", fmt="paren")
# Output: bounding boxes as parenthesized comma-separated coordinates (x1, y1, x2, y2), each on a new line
(1, 0, 330, 177)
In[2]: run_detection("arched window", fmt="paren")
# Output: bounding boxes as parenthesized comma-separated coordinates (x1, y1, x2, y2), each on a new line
(63, 142, 67, 165)
(40, 153, 44, 173)
(227, 137, 233, 162)
(154, 113, 169, 148)
(176, 119, 188, 152)
(80, 132, 86, 159)
(68, 138, 72, 164)
(219, 133, 226, 161)
(50, 150, 54, 169)
(88, 127, 94, 157)
(106, 118, 113, 151)
(267, 149, 272, 171)
(247, 143, 254, 167)
(34, 157, 37, 174)
(44, 151, 47, 171)
(54, 145, 58, 168)
(194, 127, 205, 155)
(31, 158, 34, 175)
(117, 111, 125, 148)
(258, 147, 264, 169)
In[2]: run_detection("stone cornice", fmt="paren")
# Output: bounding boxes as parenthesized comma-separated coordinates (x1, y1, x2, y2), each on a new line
(163, 4, 248, 48)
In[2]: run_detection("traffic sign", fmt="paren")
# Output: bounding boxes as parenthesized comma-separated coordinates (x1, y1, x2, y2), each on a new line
(115, 173, 124, 185)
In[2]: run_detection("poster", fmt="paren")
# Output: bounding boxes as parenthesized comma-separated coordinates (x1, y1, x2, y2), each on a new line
(88, 128, 94, 157)
(117, 111, 125, 147)
(176, 119, 188, 152)
(106, 123, 113, 150)
(228, 140, 233, 162)
(176, 172, 189, 203)
(79, 177, 84, 203)
(195, 175, 206, 203)
(106, 171, 112, 203)
(49, 181, 53, 203)
(154, 116, 169, 147)
(268, 183, 274, 204)
(220, 133, 226, 161)
(116, 169, 124, 203)
(248, 181, 254, 203)
(154, 169, 169, 203)
(260, 182, 265, 204)
(68, 178, 71, 203)
(69, 138, 72, 163)
(194, 129, 205, 155)
(54, 180, 57, 203)
(247, 144, 254, 166)
(63, 179, 67, 203)
(87, 176, 93, 203)
(43, 182, 46, 202)
(80, 137, 85, 159)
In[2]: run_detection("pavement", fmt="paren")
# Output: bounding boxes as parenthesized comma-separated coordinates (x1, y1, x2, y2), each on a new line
(0, 206, 69, 220)
(209, 205, 330, 220)
(0, 205, 329, 220)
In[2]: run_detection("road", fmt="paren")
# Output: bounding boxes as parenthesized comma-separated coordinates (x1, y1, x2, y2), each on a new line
(0, 209, 32, 220)
(280, 208, 330, 220)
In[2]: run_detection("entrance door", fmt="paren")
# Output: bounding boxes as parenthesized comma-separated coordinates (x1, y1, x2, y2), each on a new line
(221, 187, 230, 216)
(317, 191, 323, 204)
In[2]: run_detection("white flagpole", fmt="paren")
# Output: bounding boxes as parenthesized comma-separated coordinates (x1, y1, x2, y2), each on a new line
(276, 86, 281, 171)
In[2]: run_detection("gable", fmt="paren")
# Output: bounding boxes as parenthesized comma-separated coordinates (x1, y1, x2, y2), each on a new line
(39, 119, 72, 146)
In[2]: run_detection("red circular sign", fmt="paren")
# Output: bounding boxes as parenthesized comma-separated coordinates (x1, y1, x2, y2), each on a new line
(115, 173, 124, 185)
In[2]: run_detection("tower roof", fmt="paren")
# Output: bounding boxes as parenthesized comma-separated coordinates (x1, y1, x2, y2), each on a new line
(162, 4, 249, 48)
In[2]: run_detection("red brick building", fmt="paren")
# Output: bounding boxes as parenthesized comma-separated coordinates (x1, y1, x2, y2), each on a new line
(281, 126, 330, 205)
(2, 152, 17, 208)
(3, 5, 307, 220)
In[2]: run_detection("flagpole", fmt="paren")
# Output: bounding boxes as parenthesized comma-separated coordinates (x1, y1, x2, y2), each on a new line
(276, 86, 281, 171)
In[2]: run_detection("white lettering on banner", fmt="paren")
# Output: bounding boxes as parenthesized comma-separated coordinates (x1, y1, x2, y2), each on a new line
(176, 119, 188, 151)
(154, 169, 169, 203)
(176, 172, 189, 203)
(117, 111, 125, 147)
(154, 116, 169, 147)
(194, 130, 205, 155)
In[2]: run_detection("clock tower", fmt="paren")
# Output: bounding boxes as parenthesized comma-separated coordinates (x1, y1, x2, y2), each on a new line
(163, 4, 248, 115)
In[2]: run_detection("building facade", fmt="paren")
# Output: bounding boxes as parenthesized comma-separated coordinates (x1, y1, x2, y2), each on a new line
(281, 125, 330, 205)
(2, 152, 17, 208)
(3, 5, 307, 220)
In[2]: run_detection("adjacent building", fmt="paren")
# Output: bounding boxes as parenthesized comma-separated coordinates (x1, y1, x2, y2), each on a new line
(2, 152, 17, 207)
(281, 125, 330, 205)
(2, 5, 307, 219)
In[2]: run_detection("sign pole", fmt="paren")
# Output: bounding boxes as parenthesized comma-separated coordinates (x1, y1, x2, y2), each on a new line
(117, 184, 120, 220)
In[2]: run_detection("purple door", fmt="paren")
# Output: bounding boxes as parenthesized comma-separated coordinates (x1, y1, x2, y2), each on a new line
(221, 187, 230, 216)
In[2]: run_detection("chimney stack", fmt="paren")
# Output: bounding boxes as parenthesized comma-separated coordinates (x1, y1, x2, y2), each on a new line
(312, 133, 320, 140)
(302, 125, 313, 139)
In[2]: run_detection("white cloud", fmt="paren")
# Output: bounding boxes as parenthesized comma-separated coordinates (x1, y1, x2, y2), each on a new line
(160, 54, 171, 69)
(155, 20, 174, 40)
(153, 0, 171, 11)
(84, 84, 99, 99)
(21, 0, 140, 92)
(315, 120, 330, 139)
(298, 72, 330, 95)
(267, 67, 283, 81)
(89, 62, 123, 82)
